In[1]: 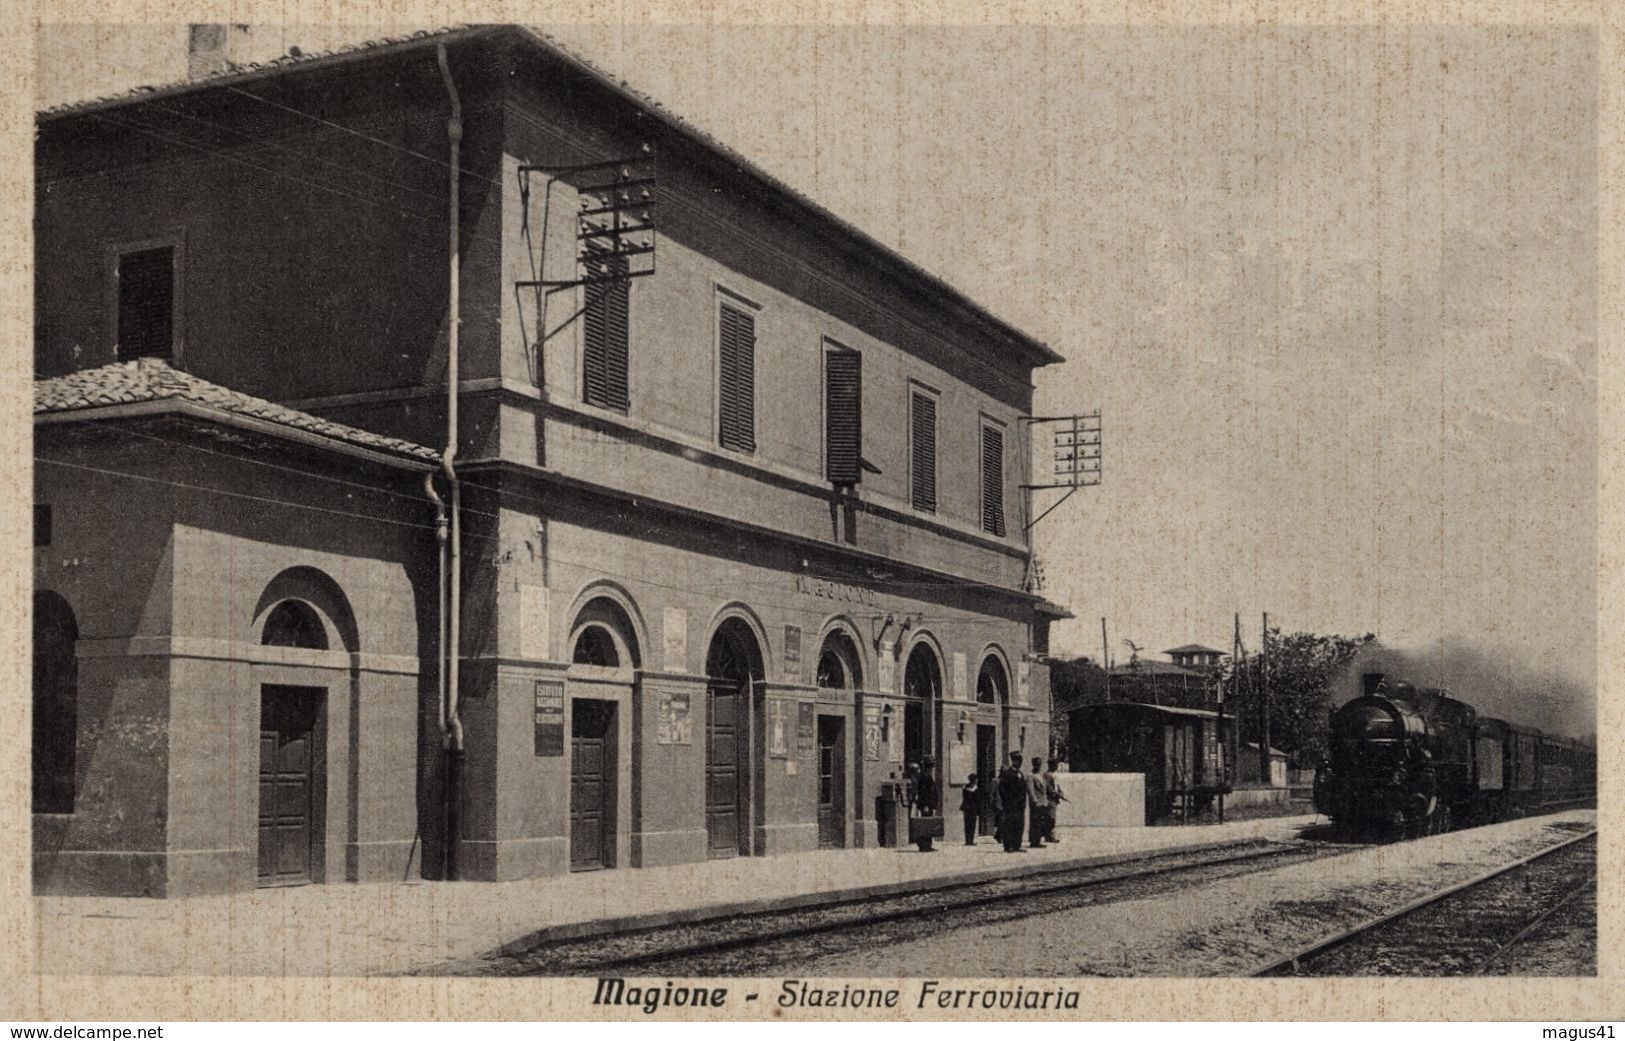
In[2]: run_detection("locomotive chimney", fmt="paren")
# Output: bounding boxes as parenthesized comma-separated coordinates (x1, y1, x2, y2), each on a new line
(1361, 672, 1385, 697)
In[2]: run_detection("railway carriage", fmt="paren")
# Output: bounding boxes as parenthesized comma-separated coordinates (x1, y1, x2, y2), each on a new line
(1066, 702, 1227, 823)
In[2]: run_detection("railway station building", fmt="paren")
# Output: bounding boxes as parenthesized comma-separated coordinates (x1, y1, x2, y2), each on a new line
(32, 24, 1068, 895)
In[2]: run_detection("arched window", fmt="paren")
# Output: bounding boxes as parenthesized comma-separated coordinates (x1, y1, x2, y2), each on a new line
(568, 595, 642, 670)
(33, 592, 78, 814)
(262, 600, 329, 650)
(572, 625, 621, 667)
(977, 656, 1008, 705)
(816, 630, 862, 691)
(816, 650, 847, 690)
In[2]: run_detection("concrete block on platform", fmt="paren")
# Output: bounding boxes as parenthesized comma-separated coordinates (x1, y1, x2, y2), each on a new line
(1054, 772, 1144, 827)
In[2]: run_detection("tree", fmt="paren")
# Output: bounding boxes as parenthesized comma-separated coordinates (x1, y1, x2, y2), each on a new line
(1227, 628, 1377, 769)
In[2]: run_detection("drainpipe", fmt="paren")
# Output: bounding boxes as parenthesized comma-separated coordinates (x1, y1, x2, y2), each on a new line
(424, 474, 448, 740)
(437, 42, 465, 880)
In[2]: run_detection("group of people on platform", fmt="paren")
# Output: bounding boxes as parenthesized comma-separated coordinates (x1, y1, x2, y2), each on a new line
(902, 753, 1069, 853)
(949, 754, 1069, 852)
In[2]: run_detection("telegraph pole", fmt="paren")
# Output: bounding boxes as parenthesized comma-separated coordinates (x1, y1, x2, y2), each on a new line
(1259, 612, 1272, 785)
(1101, 617, 1110, 703)
(1232, 612, 1241, 784)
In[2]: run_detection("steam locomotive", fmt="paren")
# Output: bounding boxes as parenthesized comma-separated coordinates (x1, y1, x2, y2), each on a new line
(1313, 672, 1595, 837)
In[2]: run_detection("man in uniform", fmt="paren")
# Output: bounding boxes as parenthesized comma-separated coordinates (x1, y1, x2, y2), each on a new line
(994, 751, 1027, 852)
(1027, 755, 1050, 848)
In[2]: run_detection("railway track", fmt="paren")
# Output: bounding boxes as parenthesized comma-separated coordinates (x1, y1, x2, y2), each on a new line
(1251, 829, 1597, 977)
(488, 838, 1355, 977)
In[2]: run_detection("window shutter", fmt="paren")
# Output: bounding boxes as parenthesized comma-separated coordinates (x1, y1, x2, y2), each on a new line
(117, 247, 174, 362)
(582, 259, 630, 411)
(910, 391, 937, 512)
(825, 349, 862, 484)
(718, 303, 756, 452)
(981, 424, 1006, 536)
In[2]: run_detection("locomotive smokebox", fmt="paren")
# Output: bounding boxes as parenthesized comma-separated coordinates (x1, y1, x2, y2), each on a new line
(1362, 672, 1386, 697)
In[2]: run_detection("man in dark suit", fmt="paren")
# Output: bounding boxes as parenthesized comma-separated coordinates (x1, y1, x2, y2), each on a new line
(994, 751, 1027, 852)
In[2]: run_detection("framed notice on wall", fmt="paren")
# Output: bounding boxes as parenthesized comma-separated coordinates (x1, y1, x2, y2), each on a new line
(533, 679, 564, 757)
(783, 624, 802, 681)
(769, 699, 789, 758)
(657, 688, 692, 746)
(796, 701, 815, 758)
(863, 702, 881, 761)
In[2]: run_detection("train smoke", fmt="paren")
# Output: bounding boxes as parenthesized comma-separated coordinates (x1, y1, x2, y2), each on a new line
(1339, 638, 1594, 741)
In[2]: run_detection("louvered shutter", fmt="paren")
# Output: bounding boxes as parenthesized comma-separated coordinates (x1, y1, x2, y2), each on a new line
(825, 349, 862, 484)
(718, 303, 756, 452)
(981, 424, 1006, 536)
(117, 247, 174, 362)
(910, 391, 937, 512)
(582, 259, 630, 411)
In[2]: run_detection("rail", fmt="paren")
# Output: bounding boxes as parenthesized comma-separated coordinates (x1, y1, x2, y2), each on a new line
(1248, 828, 1597, 977)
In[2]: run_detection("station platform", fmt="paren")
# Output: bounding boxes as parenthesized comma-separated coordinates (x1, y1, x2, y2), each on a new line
(30, 814, 1320, 977)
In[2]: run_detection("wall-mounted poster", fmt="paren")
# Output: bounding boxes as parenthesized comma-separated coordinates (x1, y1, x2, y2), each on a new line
(783, 624, 802, 681)
(662, 607, 688, 672)
(656, 688, 692, 746)
(769, 699, 789, 758)
(877, 642, 896, 693)
(796, 701, 815, 757)
(532, 679, 564, 757)
(863, 702, 882, 761)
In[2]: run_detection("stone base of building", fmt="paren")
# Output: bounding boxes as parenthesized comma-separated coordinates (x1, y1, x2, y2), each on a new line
(631, 827, 707, 867)
(457, 836, 569, 881)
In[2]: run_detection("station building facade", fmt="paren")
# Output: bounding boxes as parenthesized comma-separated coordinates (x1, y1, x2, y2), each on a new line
(33, 25, 1068, 895)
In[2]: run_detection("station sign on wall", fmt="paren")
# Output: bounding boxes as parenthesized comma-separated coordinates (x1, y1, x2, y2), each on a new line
(533, 679, 564, 757)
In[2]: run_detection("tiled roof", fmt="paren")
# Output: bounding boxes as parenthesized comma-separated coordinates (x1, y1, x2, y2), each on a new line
(1165, 643, 1226, 656)
(36, 358, 439, 464)
(1110, 659, 1204, 677)
(37, 26, 468, 118)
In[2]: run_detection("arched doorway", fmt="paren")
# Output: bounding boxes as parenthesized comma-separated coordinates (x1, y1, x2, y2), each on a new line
(33, 591, 78, 814)
(903, 642, 943, 812)
(256, 597, 332, 887)
(705, 618, 763, 858)
(974, 654, 1011, 835)
(565, 596, 641, 873)
(813, 630, 862, 849)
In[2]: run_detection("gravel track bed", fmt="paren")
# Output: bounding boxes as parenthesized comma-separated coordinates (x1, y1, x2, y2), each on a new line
(773, 812, 1595, 977)
(478, 840, 1347, 977)
(1271, 834, 1595, 976)
(1483, 883, 1597, 976)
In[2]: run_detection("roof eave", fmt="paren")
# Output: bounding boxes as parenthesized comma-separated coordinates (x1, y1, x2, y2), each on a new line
(38, 23, 1063, 370)
(36, 398, 440, 472)
(506, 25, 1062, 369)
(35, 25, 493, 125)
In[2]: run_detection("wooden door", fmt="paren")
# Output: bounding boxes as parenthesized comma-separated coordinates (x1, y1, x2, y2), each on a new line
(817, 716, 845, 849)
(258, 686, 322, 887)
(706, 680, 742, 857)
(976, 724, 998, 835)
(570, 699, 616, 871)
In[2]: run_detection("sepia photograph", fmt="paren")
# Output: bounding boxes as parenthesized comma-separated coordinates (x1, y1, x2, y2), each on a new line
(10, 5, 1616, 1024)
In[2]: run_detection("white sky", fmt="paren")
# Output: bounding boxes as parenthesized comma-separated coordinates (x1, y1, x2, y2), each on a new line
(35, 22, 1598, 691)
